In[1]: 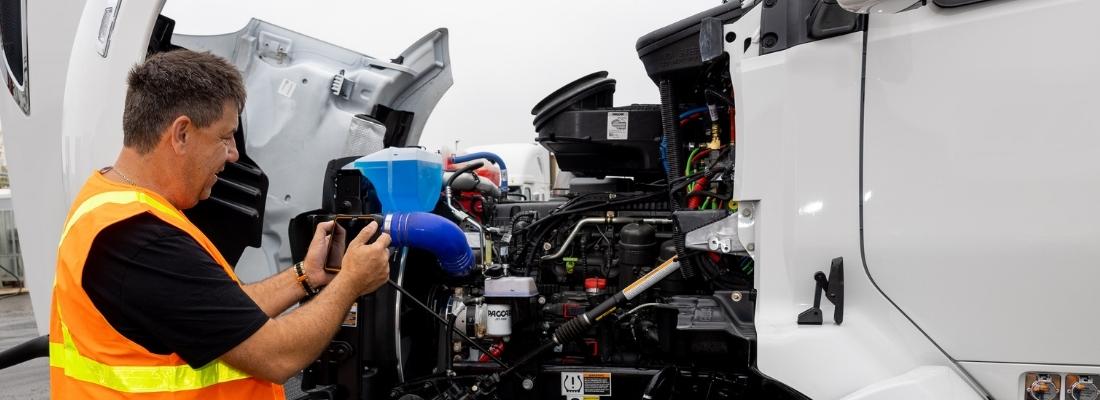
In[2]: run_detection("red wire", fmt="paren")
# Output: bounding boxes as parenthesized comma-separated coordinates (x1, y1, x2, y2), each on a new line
(691, 149, 711, 165)
(679, 113, 704, 127)
(728, 107, 736, 144)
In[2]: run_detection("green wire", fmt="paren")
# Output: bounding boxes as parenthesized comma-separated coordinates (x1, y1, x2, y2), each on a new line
(686, 147, 701, 192)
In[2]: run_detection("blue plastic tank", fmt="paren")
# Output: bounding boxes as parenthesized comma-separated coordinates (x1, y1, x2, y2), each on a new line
(353, 148, 443, 213)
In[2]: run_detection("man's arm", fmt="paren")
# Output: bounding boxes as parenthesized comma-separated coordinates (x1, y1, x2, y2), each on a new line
(242, 224, 339, 317)
(220, 222, 390, 384)
(240, 268, 307, 318)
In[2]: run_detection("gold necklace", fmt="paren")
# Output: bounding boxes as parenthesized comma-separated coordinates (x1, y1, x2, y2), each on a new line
(108, 166, 136, 186)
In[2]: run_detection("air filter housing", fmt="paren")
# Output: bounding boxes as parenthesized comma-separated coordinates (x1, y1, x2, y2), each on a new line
(532, 72, 664, 180)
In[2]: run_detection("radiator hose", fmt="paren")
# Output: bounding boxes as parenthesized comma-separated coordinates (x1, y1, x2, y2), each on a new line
(384, 212, 475, 277)
(450, 151, 509, 194)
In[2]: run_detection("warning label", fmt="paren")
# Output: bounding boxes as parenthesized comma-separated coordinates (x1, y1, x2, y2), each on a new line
(277, 78, 297, 98)
(561, 372, 612, 399)
(606, 112, 629, 140)
(341, 304, 358, 327)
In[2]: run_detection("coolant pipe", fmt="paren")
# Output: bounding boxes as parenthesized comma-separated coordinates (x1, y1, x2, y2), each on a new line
(384, 212, 475, 277)
(541, 217, 673, 261)
(450, 151, 509, 194)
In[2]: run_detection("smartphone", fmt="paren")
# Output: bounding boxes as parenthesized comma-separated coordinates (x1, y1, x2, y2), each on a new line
(324, 215, 381, 273)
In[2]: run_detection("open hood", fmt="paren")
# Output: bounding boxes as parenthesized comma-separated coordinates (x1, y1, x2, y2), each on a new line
(3, 0, 452, 334)
(172, 19, 453, 281)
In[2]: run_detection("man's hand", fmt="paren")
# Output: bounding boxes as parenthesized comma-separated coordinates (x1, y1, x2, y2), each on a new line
(339, 221, 391, 295)
(222, 220, 390, 383)
(302, 221, 341, 288)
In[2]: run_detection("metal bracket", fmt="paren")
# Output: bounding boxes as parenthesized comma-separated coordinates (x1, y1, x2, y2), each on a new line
(331, 69, 356, 99)
(685, 213, 746, 254)
(797, 257, 844, 325)
(670, 291, 757, 340)
(258, 31, 292, 63)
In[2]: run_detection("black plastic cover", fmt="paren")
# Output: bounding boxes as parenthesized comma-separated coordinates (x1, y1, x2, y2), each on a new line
(531, 71, 616, 131)
(760, 0, 864, 56)
(184, 117, 269, 267)
(147, 15, 181, 56)
(636, 2, 744, 81)
(536, 105, 664, 180)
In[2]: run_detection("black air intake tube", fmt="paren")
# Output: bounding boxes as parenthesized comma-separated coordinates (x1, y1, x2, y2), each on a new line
(0, 335, 48, 370)
(658, 79, 697, 279)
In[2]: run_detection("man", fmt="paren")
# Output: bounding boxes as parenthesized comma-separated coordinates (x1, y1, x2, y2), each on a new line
(48, 50, 391, 399)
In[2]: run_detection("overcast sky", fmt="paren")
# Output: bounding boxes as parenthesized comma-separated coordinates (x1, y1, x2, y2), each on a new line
(163, 0, 723, 152)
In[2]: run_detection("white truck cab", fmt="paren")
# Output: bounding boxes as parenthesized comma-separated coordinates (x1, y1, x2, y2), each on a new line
(0, 0, 1097, 399)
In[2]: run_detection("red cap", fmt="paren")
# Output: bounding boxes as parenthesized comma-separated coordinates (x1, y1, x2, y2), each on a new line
(584, 278, 607, 292)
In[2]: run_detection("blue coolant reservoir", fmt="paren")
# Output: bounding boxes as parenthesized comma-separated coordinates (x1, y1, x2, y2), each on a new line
(353, 148, 443, 213)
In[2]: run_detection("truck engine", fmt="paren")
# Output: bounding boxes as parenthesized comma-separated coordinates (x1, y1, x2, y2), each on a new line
(284, 3, 809, 400)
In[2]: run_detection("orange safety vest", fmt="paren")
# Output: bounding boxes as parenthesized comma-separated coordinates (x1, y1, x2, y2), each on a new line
(49, 171, 284, 399)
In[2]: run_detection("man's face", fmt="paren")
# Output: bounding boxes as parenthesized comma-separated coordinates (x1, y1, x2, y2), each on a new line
(184, 102, 240, 207)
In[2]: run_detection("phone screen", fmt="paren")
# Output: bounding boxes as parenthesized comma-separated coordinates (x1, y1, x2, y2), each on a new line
(324, 216, 374, 273)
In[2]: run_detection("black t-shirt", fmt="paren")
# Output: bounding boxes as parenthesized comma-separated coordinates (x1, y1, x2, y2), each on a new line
(82, 213, 270, 368)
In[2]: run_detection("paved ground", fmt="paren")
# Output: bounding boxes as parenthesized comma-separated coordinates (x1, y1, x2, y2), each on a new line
(0, 292, 309, 399)
(0, 293, 48, 400)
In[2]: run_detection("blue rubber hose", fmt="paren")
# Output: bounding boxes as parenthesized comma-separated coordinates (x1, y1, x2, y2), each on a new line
(450, 152, 509, 194)
(385, 212, 475, 277)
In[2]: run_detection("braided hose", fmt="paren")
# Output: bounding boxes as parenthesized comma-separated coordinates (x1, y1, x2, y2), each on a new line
(658, 79, 697, 279)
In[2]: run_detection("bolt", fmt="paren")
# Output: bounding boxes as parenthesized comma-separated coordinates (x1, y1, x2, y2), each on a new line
(453, 343, 463, 352)
(725, 32, 737, 43)
(731, 292, 742, 302)
(746, 243, 755, 251)
(741, 207, 752, 217)
(708, 237, 721, 251)
(537, 296, 547, 305)
(543, 242, 553, 251)
(471, 385, 480, 392)
(522, 378, 536, 391)
(762, 33, 778, 49)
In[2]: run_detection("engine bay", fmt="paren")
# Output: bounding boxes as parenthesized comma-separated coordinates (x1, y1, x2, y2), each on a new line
(284, 3, 807, 400)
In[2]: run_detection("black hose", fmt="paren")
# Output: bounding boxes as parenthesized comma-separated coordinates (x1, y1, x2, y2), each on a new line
(445, 161, 485, 189)
(704, 88, 736, 108)
(641, 366, 679, 400)
(685, 191, 732, 201)
(0, 335, 48, 370)
(658, 79, 697, 279)
(660, 80, 682, 199)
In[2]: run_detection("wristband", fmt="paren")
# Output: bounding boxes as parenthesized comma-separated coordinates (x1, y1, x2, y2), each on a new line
(294, 261, 319, 297)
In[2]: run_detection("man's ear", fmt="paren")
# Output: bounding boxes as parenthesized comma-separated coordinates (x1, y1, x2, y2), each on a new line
(166, 115, 194, 154)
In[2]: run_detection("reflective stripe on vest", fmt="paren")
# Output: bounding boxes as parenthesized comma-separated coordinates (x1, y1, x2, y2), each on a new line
(59, 191, 185, 247)
(49, 312, 251, 393)
(52, 188, 256, 393)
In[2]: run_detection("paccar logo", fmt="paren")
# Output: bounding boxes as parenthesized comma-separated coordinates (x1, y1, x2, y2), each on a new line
(488, 309, 511, 318)
(610, 117, 628, 130)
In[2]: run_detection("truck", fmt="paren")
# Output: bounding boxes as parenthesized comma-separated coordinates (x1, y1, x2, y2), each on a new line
(1, 0, 1097, 399)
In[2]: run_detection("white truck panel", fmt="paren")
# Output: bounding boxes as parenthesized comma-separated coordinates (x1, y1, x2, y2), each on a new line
(863, 0, 1100, 366)
(728, 8, 978, 398)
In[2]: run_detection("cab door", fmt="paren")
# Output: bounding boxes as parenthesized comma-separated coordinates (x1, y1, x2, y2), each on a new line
(862, 1, 1100, 396)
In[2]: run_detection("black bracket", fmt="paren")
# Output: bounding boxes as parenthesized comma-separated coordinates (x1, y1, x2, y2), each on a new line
(797, 257, 844, 325)
(289, 385, 337, 400)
